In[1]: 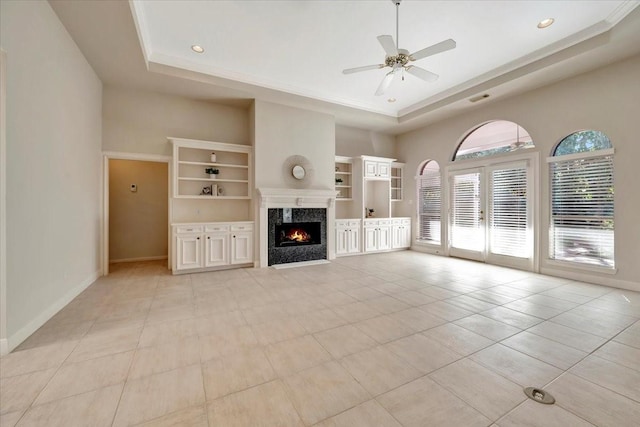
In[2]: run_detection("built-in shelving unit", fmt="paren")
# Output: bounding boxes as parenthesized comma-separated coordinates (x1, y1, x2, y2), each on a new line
(170, 138, 252, 199)
(334, 156, 353, 201)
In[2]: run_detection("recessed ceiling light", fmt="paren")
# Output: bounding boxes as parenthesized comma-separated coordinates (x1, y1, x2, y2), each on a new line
(387, 98, 396, 103)
(191, 45, 205, 53)
(537, 18, 554, 29)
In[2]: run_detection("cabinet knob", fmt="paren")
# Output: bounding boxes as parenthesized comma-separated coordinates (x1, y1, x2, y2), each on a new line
(197, 237, 200, 240)
(207, 236, 210, 239)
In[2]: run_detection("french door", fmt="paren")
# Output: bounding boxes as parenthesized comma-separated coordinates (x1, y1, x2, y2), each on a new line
(448, 160, 533, 270)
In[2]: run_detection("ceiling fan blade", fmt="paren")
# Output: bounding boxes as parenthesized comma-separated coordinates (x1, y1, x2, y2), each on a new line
(409, 38, 456, 61)
(377, 35, 398, 57)
(375, 69, 397, 96)
(405, 65, 439, 82)
(342, 64, 385, 75)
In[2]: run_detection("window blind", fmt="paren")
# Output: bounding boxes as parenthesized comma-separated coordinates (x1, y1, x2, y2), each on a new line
(450, 173, 481, 251)
(417, 171, 441, 243)
(489, 167, 528, 258)
(550, 154, 614, 267)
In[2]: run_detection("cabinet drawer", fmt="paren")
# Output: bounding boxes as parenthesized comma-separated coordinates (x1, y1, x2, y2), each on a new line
(205, 224, 230, 232)
(348, 220, 361, 227)
(175, 225, 204, 233)
(336, 220, 349, 228)
(363, 219, 379, 227)
(378, 219, 391, 226)
(231, 224, 253, 231)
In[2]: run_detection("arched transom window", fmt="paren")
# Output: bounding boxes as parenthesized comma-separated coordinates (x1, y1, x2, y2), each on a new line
(454, 120, 533, 161)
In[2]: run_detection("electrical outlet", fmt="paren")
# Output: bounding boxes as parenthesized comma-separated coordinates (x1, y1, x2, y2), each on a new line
(130, 184, 137, 192)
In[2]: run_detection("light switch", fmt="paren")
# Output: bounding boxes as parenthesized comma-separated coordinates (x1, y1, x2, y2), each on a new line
(130, 184, 137, 192)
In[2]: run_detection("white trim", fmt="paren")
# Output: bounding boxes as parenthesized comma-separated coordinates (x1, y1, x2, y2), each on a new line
(6, 270, 100, 353)
(410, 244, 445, 256)
(0, 50, 7, 355)
(546, 148, 614, 163)
(541, 266, 638, 292)
(545, 258, 617, 275)
(102, 152, 172, 276)
(109, 255, 168, 264)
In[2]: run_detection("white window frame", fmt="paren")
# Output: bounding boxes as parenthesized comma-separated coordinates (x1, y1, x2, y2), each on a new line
(546, 147, 615, 272)
(415, 162, 442, 247)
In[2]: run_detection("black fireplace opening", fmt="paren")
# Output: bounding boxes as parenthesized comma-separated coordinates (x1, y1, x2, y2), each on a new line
(275, 222, 321, 247)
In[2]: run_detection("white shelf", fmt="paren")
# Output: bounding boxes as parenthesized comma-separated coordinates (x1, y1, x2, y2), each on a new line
(335, 171, 352, 175)
(170, 138, 252, 200)
(178, 160, 248, 169)
(336, 198, 353, 201)
(178, 177, 249, 183)
(335, 185, 351, 188)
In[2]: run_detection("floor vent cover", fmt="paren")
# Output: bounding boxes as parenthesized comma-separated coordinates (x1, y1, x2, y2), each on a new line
(524, 387, 555, 404)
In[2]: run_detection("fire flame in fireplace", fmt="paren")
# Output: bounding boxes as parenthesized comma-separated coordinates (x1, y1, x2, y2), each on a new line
(286, 228, 311, 242)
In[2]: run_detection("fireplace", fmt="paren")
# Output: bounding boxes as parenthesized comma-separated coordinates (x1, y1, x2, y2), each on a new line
(268, 208, 327, 266)
(257, 188, 337, 268)
(275, 222, 321, 247)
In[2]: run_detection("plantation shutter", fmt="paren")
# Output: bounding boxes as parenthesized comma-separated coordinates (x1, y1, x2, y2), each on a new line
(417, 171, 441, 243)
(489, 165, 529, 258)
(549, 152, 614, 267)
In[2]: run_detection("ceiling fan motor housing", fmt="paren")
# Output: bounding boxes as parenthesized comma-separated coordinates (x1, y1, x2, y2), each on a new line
(385, 49, 410, 68)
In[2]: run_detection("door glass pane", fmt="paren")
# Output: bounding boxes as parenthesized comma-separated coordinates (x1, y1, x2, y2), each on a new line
(490, 166, 528, 258)
(451, 172, 483, 251)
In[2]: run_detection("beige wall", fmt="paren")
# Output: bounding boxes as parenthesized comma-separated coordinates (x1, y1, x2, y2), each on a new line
(103, 86, 250, 156)
(253, 100, 335, 190)
(336, 125, 396, 158)
(109, 160, 168, 262)
(397, 54, 640, 289)
(1, 0, 103, 350)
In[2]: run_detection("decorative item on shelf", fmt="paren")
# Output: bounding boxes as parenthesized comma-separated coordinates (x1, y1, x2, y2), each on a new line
(205, 167, 219, 179)
(335, 178, 343, 184)
(335, 166, 340, 172)
(210, 152, 217, 162)
(217, 186, 224, 196)
(201, 185, 214, 196)
(367, 208, 375, 218)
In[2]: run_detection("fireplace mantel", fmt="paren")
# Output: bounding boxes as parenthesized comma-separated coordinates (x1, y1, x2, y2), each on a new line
(257, 188, 338, 208)
(256, 188, 338, 267)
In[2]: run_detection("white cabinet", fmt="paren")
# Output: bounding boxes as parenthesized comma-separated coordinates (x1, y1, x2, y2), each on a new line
(173, 222, 253, 273)
(391, 163, 404, 201)
(364, 159, 391, 179)
(335, 157, 353, 201)
(176, 233, 202, 270)
(392, 218, 411, 249)
(335, 219, 361, 256)
(231, 226, 253, 264)
(363, 219, 391, 252)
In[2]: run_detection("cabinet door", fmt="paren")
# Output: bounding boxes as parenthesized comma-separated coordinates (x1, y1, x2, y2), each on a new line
(364, 160, 378, 178)
(204, 233, 229, 267)
(176, 234, 202, 270)
(336, 228, 348, 255)
(392, 226, 403, 249)
(364, 227, 378, 252)
(401, 224, 411, 248)
(377, 162, 391, 179)
(378, 226, 391, 250)
(231, 232, 253, 264)
(348, 228, 361, 254)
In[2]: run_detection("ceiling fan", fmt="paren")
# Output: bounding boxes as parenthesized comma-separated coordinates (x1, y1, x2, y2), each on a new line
(343, 0, 456, 96)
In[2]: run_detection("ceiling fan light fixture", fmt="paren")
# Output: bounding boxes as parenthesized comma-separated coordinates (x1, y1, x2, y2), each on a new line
(191, 45, 205, 53)
(537, 18, 555, 29)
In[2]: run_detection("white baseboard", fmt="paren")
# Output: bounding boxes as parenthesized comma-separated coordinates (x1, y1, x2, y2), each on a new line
(410, 245, 445, 256)
(540, 266, 640, 292)
(6, 269, 101, 353)
(0, 338, 7, 356)
(110, 255, 167, 264)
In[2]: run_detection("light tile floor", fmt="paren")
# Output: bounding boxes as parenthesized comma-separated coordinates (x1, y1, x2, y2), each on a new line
(2, 251, 640, 426)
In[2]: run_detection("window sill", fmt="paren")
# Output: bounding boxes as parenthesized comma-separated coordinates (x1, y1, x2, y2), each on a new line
(545, 259, 617, 275)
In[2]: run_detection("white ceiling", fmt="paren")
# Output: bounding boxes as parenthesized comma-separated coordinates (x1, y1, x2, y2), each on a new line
(49, 0, 640, 134)
(130, 0, 637, 117)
